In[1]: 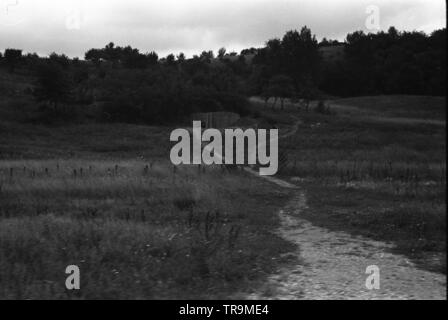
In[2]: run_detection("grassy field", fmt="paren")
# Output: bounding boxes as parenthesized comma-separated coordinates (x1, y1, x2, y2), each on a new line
(260, 95, 446, 273)
(0, 86, 296, 299)
(0, 68, 446, 297)
(0, 158, 294, 299)
(0, 70, 298, 299)
(332, 95, 446, 119)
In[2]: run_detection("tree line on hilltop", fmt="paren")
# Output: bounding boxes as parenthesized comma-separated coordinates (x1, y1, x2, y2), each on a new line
(0, 26, 445, 124)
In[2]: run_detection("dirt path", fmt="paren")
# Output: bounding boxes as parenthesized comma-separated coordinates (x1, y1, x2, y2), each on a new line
(239, 115, 446, 299)
(238, 183, 446, 299)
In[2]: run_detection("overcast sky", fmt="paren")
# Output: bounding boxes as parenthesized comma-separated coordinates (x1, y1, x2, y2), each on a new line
(0, 0, 445, 58)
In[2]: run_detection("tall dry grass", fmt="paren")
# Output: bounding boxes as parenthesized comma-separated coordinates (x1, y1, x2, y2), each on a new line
(0, 160, 292, 299)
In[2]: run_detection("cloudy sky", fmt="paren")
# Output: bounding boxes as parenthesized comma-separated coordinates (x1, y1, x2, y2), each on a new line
(0, 0, 445, 58)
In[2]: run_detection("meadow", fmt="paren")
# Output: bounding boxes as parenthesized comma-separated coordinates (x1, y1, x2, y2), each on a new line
(0, 69, 445, 297)
(0, 117, 295, 299)
(261, 95, 446, 273)
(0, 23, 446, 299)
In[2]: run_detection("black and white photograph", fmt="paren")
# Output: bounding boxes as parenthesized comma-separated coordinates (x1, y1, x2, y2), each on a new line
(0, 0, 446, 304)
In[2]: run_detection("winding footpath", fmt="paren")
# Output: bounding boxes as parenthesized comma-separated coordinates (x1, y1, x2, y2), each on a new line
(238, 116, 446, 300)
(239, 178, 446, 299)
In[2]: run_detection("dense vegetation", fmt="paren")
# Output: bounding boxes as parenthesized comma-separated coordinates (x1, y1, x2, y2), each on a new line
(320, 27, 446, 96)
(0, 26, 445, 125)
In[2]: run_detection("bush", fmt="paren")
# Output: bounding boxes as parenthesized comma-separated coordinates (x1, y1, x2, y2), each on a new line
(314, 100, 333, 115)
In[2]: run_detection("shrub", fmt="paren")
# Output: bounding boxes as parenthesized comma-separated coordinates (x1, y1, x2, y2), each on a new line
(314, 100, 333, 115)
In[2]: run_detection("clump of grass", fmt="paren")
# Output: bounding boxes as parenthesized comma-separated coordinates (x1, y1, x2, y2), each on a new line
(314, 100, 333, 115)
